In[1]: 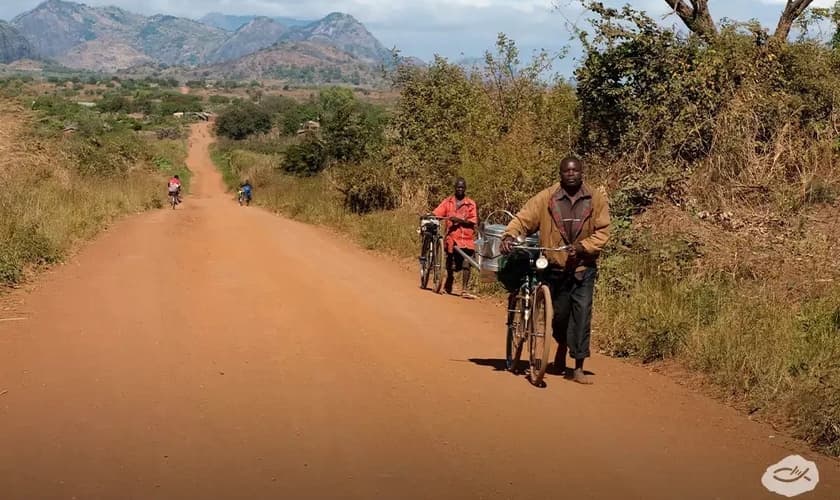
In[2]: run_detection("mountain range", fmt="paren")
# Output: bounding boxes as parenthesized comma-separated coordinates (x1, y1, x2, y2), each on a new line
(0, 0, 414, 84)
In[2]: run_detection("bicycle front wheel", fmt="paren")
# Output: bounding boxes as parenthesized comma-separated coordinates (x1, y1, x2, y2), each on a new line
(528, 284, 554, 385)
(419, 237, 432, 289)
(506, 293, 526, 373)
(432, 237, 446, 294)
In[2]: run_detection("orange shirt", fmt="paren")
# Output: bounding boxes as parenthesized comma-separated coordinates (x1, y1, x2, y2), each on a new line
(433, 196, 478, 252)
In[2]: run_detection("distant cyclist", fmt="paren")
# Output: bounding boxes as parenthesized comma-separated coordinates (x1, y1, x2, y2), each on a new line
(239, 180, 253, 206)
(167, 174, 182, 204)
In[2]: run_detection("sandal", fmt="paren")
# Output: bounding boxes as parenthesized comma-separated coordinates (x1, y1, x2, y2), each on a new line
(461, 292, 477, 300)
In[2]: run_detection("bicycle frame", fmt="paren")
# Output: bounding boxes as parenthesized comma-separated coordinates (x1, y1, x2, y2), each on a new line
(417, 215, 445, 251)
(507, 248, 543, 331)
(417, 215, 447, 291)
(504, 243, 571, 383)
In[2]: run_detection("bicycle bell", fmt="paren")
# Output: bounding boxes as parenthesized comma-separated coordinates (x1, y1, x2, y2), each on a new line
(536, 254, 549, 270)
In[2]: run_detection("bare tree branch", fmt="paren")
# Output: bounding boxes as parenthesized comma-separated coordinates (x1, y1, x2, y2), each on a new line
(663, 0, 717, 41)
(774, 0, 816, 41)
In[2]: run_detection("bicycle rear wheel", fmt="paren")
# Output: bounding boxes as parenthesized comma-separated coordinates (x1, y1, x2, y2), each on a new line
(419, 236, 433, 289)
(505, 293, 526, 373)
(528, 284, 554, 385)
(432, 237, 446, 294)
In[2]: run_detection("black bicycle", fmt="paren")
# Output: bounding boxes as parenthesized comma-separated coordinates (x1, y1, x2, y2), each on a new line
(502, 240, 571, 386)
(418, 215, 446, 293)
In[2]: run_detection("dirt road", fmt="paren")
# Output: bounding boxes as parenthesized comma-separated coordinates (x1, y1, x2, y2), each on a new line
(1, 122, 837, 499)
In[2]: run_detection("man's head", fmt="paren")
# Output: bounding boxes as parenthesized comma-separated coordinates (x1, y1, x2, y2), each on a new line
(454, 178, 467, 200)
(174, 174, 180, 180)
(559, 156, 583, 190)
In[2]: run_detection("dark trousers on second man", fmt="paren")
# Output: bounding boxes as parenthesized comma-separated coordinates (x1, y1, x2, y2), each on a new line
(548, 267, 597, 362)
(444, 248, 474, 295)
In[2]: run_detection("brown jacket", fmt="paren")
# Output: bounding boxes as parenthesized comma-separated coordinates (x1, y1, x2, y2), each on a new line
(503, 182, 610, 272)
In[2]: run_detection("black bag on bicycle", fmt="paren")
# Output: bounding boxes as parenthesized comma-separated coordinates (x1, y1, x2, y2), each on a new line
(497, 251, 531, 293)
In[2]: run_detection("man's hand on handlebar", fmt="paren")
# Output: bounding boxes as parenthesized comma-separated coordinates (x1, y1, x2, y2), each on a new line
(500, 235, 516, 255)
(568, 242, 585, 257)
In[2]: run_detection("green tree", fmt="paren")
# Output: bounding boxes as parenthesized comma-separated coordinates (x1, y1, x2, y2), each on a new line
(281, 136, 327, 175)
(317, 87, 387, 164)
(215, 102, 272, 140)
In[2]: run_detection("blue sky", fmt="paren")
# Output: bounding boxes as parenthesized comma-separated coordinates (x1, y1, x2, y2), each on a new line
(0, 0, 832, 77)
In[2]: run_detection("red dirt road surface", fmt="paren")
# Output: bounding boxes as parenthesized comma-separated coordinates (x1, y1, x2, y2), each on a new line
(1, 123, 838, 499)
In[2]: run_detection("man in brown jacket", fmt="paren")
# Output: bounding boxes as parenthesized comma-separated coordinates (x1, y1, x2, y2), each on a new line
(500, 156, 610, 384)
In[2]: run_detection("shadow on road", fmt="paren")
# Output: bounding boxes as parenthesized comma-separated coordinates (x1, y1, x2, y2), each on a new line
(467, 358, 521, 372)
(467, 358, 596, 379)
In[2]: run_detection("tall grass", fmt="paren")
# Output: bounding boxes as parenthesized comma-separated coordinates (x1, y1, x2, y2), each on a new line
(0, 97, 187, 286)
(597, 272, 840, 455)
(0, 170, 163, 284)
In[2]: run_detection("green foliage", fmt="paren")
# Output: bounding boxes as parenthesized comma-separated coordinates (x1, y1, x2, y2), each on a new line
(330, 160, 399, 213)
(65, 128, 148, 177)
(281, 136, 327, 175)
(386, 35, 575, 212)
(270, 65, 368, 85)
(158, 93, 203, 115)
(387, 56, 482, 205)
(318, 87, 387, 164)
(208, 94, 230, 105)
(97, 94, 132, 113)
(215, 102, 272, 140)
(280, 100, 319, 135)
(574, 2, 840, 212)
(259, 95, 299, 119)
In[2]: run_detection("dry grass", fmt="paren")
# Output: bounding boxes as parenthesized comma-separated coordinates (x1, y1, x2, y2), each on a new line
(0, 97, 182, 285)
(595, 199, 840, 455)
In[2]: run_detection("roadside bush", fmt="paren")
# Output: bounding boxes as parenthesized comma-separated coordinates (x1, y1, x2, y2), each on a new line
(215, 102, 272, 140)
(281, 136, 327, 175)
(97, 94, 133, 113)
(330, 161, 400, 214)
(158, 93, 202, 116)
(208, 95, 230, 105)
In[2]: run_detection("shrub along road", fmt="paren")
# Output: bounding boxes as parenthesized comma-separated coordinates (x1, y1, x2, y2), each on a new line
(0, 122, 837, 499)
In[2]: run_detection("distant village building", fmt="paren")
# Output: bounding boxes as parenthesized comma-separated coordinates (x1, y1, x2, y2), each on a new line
(296, 120, 321, 135)
(173, 111, 213, 121)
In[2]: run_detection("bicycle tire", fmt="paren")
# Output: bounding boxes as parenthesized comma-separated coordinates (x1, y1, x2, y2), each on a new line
(170, 195, 176, 209)
(528, 284, 554, 385)
(505, 293, 526, 373)
(419, 236, 432, 289)
(432, 237, 446, 294)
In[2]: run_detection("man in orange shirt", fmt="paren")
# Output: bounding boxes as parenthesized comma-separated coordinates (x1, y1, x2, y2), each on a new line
(433, 178, 479, 298)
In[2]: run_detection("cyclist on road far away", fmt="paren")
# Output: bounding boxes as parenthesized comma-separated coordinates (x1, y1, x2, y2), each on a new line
(239, 180, 253, 205)
(432, 177, 478, 299)
(167, 174, 182, 204)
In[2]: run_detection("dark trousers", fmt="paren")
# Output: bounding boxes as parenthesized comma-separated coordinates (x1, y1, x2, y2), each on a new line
(547, 267, 597, 360)
(444, 248, 473, 293)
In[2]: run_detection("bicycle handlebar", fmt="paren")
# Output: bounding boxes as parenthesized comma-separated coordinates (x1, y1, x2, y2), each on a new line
(509, 243, 572, 252)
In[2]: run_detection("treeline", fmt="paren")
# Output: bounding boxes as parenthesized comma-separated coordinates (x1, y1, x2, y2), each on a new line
(214, 89, 386, 177)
